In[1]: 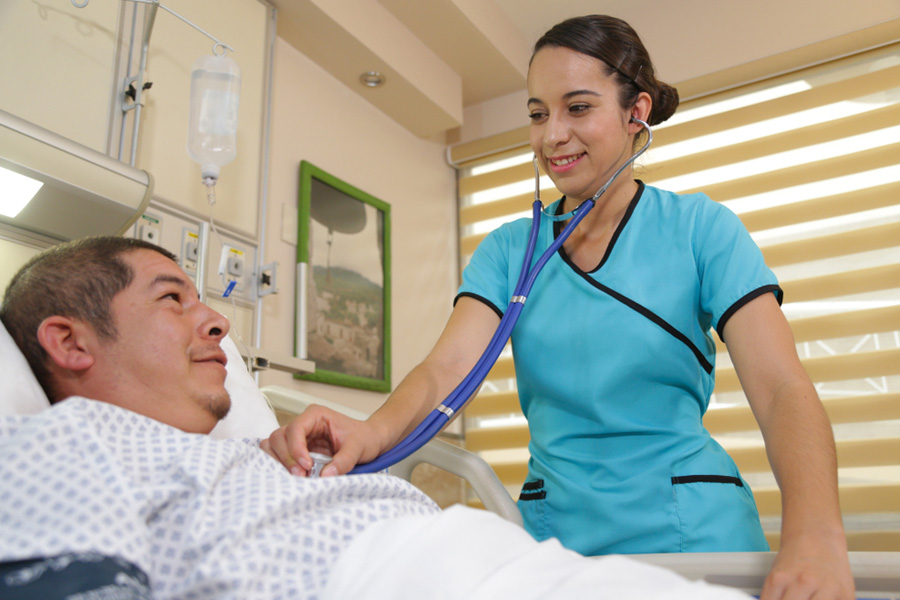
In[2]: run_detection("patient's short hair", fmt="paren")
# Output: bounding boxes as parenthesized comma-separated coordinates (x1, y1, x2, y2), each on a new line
(0, 236, 177, 402)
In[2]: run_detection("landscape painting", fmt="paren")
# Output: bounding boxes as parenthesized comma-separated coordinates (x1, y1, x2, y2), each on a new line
(295, 161, 391, 391)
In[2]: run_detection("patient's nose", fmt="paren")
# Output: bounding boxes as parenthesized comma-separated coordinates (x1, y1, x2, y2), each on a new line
(200, 305, 230, 339)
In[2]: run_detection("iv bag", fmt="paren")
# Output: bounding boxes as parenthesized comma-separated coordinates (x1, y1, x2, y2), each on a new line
(187, 54, 241, 183)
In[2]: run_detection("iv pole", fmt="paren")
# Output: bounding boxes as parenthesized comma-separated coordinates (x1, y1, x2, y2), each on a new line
(71, 0, 235, 304)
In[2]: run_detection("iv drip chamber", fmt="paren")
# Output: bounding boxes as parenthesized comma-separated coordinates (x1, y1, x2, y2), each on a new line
(187, 53, 241, 183)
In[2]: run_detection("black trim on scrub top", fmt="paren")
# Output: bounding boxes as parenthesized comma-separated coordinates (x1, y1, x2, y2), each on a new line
(554, 182, 714, 375)
(553, 181, 645, 274)
(716, 284, 784, 341)
(579, 278, 714, 374)
(519, 479, 547, 501)
(454, 292, 504, 319)
(519, 490, 547, 501)
(672, 475, 744, 487)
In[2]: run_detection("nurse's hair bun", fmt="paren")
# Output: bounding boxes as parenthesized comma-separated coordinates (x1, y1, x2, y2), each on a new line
(532, 14, 680, 126)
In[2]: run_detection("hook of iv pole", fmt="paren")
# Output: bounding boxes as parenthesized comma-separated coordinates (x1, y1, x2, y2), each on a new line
(71, 0, 236, 56)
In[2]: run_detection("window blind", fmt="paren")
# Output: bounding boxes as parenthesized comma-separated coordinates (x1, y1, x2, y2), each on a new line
(454, 41, 900, 552)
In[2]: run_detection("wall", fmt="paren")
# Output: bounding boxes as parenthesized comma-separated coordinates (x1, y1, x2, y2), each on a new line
(0, 1, 119, 152)
(257, 38, 458, 415)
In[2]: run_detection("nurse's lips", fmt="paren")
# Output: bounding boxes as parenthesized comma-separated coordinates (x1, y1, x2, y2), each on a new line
(548, 153, 584, 172)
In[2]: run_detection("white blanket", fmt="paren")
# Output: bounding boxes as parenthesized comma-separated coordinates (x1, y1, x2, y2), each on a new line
(0, 398, 752, 600)
(326, 507, 752, 600)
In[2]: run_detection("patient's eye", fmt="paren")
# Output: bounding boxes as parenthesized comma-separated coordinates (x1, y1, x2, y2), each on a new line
(162, 291, 181, 302)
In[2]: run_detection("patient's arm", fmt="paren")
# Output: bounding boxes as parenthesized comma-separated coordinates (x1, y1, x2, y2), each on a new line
(261, 297, 500, 476)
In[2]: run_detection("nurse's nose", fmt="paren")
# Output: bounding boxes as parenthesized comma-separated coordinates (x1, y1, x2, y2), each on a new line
(542, 112, 571, 148)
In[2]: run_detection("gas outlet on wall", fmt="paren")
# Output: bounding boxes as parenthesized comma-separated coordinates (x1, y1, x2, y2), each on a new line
(218, 245, 245, 291)
(138, 214, 161, 245)
(181, 228, 200, 274)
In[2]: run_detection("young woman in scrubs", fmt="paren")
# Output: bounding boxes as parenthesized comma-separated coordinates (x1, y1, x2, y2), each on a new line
(264, 15, 854, 600)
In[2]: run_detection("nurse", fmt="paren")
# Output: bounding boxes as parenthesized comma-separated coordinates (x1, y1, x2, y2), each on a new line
(264, 14, 854, 600)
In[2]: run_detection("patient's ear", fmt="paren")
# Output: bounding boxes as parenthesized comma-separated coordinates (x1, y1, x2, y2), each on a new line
(37, 316, 96, 372)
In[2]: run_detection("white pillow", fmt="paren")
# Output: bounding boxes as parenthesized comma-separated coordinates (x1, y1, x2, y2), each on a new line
(210, 335, 280, 440)
(0, 318, 278, 438)
(0, 318, 50, 415)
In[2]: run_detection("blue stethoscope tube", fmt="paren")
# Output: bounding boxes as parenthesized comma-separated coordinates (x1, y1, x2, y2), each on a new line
(350, 118, 653, 474)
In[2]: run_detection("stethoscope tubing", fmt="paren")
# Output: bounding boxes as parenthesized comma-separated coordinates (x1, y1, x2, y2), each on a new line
(350, 119, 652, 474)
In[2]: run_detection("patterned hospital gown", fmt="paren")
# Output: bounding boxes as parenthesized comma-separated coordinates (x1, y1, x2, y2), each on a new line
(0, 397, 440, 599)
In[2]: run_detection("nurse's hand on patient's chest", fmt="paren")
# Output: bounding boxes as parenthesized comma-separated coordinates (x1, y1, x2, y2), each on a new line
(259, 406, 377, 477)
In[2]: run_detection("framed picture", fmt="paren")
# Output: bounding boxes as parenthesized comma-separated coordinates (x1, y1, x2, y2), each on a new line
(294, 160, 391, 392)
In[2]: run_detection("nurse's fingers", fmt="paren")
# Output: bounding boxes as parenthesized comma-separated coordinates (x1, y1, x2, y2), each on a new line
(265, 428, 308, 475)
(321, 436, 368, 477)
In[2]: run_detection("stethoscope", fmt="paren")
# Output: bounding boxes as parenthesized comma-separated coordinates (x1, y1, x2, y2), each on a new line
(350, 118, 653, 474)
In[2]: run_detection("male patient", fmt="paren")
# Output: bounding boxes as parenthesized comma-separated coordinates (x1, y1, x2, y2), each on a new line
(0, 236, 751, 600)
(3, 236, 232, 433)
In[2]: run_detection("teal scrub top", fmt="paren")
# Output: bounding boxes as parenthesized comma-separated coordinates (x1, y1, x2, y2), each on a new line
(458, 183, 780, 555)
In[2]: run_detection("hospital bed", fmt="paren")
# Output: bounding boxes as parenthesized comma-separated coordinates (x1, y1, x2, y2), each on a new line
(260, 386, 900, 599)
(1, 321, 897, 598)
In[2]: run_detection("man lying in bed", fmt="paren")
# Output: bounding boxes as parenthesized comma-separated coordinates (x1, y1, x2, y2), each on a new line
(0, 236, 751, 599)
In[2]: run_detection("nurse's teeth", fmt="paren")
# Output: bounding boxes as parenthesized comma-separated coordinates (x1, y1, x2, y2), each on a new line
(552, 155, 580, 166)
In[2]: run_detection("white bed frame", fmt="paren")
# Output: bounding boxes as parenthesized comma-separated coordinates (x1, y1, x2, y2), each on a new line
(262, 385, 900, 599)
(632, 551, 900, 599)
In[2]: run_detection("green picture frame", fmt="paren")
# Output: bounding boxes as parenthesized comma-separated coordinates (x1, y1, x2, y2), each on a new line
(294, 161, 391, 392)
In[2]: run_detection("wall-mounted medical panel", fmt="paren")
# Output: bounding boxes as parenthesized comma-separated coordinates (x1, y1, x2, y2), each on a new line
(129, 200, 258, 342)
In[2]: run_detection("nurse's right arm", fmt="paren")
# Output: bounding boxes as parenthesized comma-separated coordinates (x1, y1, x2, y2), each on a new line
(261, 297, 501, 476)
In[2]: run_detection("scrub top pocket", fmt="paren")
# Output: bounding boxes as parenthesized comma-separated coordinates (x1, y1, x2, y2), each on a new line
(517, 479, 550, 542)
(671, 475, 770, 552)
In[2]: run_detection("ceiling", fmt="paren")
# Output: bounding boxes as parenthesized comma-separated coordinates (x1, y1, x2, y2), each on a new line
(271, 0, 895, 138)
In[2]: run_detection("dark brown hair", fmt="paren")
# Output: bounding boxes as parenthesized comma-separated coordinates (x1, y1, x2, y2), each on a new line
(1, 236, 177, 402)
(532, 15, 679, 126)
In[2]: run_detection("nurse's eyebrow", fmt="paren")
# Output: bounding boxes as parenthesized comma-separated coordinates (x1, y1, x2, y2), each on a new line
(563, 89, 601, 100)
(527, 89, 602, 106)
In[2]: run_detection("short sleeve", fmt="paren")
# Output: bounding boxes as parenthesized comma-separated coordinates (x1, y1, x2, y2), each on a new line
(456, 224, 516, 318)
(695, 200, 782, 339)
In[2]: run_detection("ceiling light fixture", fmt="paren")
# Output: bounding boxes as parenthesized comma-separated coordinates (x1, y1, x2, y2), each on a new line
(0, 108, 153, 241)
(0, 167, 43, 218)
(359, 71, 385, 87)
